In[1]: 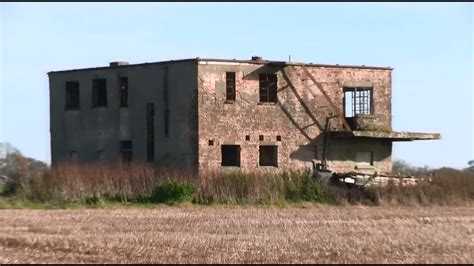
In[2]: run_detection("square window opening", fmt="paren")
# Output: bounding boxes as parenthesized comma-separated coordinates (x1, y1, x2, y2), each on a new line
(259, 145, 278, 167)
(245, 135, 250, 141)
(221, 145, 240, 167)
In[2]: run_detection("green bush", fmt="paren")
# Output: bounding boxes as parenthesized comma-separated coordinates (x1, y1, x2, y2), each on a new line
(150, 180, 197, 204)
(282, 171, 322, 203)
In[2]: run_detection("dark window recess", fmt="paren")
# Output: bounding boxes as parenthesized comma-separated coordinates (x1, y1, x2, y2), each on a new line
(226, 72, 236, 101)
(276, 135, 282, 141)
(97, 150, 105, 161)
(146, 103, 155, 162)
(120, 140, 132, 163)
(259, 74, 278, 103)
(164, 109, 169, 137)
(65, 81, 80, 110)
(92, 79, 107, 108)
(356, 151, 374, 166)
(221, 145, 240, 167)
(344, 87, 372, 117)
(164, 66, 170, 138)
(209, 140, 214, 146)
(259, 135, 264, 141)
(119, 77, 128, 107)
(245, 135, 250, 141)
(69, 151, 78, 161)
(259, 145, 278, 167)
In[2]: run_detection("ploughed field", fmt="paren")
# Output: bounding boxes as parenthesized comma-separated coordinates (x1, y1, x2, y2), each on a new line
(0, 205, 472, 263)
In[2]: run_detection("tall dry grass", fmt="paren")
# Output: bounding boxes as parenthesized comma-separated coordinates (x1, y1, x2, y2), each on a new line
(196, 170, 331, 204)
(18, 162, 196, 203)
(377, 168, 474, 205)
(15, 163, 334, 205)
(12, 162, 474, 206)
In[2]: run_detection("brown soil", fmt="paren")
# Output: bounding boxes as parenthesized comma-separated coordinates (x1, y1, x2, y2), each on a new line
(0, 205, 472, 263)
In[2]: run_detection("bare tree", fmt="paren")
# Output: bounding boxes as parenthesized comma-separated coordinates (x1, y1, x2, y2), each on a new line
(392, 159, 431, 176)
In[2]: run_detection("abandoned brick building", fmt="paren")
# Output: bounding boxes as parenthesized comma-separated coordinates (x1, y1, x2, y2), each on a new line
(48, 56, 440, 175)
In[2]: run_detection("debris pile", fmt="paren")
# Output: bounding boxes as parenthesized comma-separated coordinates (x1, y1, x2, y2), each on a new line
(315, 170, 432, 187)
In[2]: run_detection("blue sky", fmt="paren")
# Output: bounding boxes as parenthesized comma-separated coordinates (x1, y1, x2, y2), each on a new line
(0, 3, 472, 169)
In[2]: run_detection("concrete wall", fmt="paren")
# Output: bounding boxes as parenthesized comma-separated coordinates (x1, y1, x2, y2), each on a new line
(326, 139, 392, 174)
(49, 61, 198, 170)
(197, 61, 393, 174)
(49, 58, 393, 175)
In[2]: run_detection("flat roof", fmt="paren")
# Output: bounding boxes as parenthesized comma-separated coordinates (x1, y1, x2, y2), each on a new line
(47, 57, 393, 74)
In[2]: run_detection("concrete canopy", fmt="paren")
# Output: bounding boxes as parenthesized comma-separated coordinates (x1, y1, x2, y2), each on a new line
(329, 130, 441, 142)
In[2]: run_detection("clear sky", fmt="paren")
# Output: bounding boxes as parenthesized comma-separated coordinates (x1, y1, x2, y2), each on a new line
(0, 3, 472, 169)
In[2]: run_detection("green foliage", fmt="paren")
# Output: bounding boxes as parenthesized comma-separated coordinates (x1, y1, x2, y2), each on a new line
(18, 170, 60, 202)
(261, 173, 285, 204)
(222, 172, 250, 200)
(196, 170, 327, 205)
(0, 142, 48, 197)
(281, 171, 321, 202)
(150, 180, 197, 205)
(1, 147, 471, 208)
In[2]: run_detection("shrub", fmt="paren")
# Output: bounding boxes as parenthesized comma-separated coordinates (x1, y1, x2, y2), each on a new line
(150, 180, 197, 205)
(18, 169, 61, 203)
(281, 171, 322, 202)
(4, 159, 472, 207)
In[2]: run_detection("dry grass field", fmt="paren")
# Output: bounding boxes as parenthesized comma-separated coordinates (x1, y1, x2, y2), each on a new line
(0, 205, 472, 264)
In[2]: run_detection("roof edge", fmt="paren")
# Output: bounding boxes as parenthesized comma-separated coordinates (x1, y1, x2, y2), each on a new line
(48, 57, 393, 75)
(198, 58, 393, 70)
(47, 58, 199, 75)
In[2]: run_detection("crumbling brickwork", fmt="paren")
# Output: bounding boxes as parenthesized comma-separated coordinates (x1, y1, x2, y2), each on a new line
(197, 60, 393, 174)
(49, 57, 399, 175)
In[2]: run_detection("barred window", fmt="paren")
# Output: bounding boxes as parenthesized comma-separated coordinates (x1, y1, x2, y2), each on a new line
(226, 72, 236, 101)
(259, 74, 277, 103)
(344, 87, 372, 117)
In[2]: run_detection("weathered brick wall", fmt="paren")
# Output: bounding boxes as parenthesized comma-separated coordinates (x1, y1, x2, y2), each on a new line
(197, 61, 393, 174)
